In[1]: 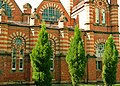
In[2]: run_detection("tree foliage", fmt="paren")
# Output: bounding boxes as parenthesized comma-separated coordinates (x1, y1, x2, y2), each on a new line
(30, 21, 52, 86)
(66, 25, 86, 86)
(102, 35, 118, 86)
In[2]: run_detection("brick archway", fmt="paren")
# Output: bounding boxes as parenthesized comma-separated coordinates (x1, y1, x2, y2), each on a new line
(94, 39, 106, 48)
(48, 33, 59, 54)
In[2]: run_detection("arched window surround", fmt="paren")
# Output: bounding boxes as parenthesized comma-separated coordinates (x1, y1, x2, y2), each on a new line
(11, 37, 25, 71)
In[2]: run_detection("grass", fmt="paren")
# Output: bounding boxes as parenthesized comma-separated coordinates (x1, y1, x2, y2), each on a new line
(52, 84, 120, 86)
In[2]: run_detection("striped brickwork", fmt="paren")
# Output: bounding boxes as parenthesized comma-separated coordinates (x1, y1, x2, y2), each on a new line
(39, 3, 63, 14)
(0, 0, 119, 84)
(59, 30, 69, 54)
(0, 25, 8, 51)
(110, 8, 118, 24)
(29, 28, 39, 51)
(3, 0, 15, 10)
(86, 32, 95, 56)
(113, 34, 120, 54)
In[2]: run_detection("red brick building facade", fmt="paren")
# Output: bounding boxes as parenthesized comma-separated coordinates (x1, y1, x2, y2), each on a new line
(0, 0, 119, 84)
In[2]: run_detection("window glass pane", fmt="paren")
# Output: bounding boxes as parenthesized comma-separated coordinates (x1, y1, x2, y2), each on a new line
(96, 43, 105, 57)
(12, 48, 16, 70)
(12, 57, 16, 70)
(96, 61, 102, 70)
(95, 8, 99, 23)
(15, 38, 22, 45)
(20, 50, 24, 56)
(0, 1, 2, 8)
(102, 9, 105, 24)
(42, 7, 61, 21)
(19, 59, 23, 70)
(12, 48, 16, 57)
(12, 58, 16, 68)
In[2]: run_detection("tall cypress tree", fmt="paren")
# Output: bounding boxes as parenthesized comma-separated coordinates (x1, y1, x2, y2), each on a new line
(66, 25, 86, 86)
(102, 35, 118, 86)
(30, 21, 52, 86)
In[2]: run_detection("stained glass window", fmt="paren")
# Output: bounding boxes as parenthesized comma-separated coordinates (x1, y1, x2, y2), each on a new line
(42, 7, 61, 21)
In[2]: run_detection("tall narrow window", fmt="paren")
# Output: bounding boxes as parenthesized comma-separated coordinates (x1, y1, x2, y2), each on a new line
(50, 53, 54, 70)
(12, 48, 16, 70)
(49, 40, 54, 70)
(19, 50, 24, 70)
(102, 9, 105, 24)
(95, 8, 100, 24)
(96, 61, 102, 70)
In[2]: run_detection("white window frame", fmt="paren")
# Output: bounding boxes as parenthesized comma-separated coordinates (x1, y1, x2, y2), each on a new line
(49, 40, 54, 71)
(96, 61, 102, 70)
(12, 57, 16, 70)
(102, 9, 106, 24)
(19, 58, 24, 70)
(95, 8, 100, 24)
(96, 43, 105, 57)
(50, 53, 54, 70)
(12, 48, 16, 70)
(19, 50, 24, 70)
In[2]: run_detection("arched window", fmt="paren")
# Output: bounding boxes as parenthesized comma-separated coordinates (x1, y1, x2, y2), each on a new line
(0, 1, 12, 17)
(11, 37, 25, 71)
(102, 9, 105, 24)
(95, 8, 100, 24)
(95, 43, 105, 57)
(42, 7, 61, 21)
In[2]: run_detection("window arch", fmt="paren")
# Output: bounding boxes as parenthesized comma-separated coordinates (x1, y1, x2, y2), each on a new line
(95, 43, 105, 57)
(11, 37, 25, 71)
(0, 1, 12, 17)
(42, 7, 61, 21)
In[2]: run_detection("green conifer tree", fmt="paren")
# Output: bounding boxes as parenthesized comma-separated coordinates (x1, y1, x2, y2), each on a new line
(66, 25, 86, 86)
(30, 21, 52, 86)
(102, 35, 118, 86)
